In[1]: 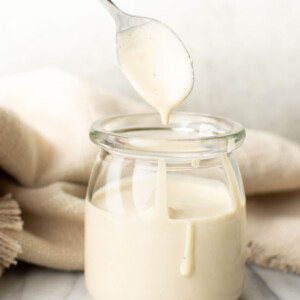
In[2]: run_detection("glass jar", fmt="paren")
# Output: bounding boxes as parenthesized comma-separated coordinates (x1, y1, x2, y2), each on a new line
(85, 112, 246, 300)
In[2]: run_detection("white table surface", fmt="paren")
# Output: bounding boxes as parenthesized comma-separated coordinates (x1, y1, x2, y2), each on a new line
(0, 263, 299, 300)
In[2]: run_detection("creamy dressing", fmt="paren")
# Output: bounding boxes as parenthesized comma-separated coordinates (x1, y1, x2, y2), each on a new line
(116, 21, 193, 124)
(180, 221, 195, 277)
(192, 158, 200, 168)
(85, 172, 245, 300)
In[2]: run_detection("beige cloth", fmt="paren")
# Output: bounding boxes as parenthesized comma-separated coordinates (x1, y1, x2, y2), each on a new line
(0, 70, 300, 274)
(0, 194, 22, 272)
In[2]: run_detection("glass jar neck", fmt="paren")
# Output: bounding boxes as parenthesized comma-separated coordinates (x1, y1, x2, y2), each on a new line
(90, 112, 245, 159)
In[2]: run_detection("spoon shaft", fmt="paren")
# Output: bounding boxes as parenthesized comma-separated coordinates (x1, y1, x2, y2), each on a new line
(98, 0, 124, 22)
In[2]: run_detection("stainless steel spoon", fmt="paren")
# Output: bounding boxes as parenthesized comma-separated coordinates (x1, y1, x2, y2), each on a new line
(98, 0, 194, 124)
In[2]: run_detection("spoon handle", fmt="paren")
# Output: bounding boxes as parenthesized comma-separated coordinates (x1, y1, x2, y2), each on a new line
(98, 0, 151, 32)
(98, 0, 126, 23)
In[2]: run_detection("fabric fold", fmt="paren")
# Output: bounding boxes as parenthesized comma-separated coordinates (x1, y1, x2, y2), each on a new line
(246, 191, 300, 274)
(237, 130, 300, 195)
(0, 194, 22, 270)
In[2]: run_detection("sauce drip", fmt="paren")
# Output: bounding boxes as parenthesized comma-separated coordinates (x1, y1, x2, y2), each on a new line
(180, 222, 195, 277)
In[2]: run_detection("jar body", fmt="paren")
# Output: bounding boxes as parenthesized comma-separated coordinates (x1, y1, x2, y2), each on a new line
(85, 149, 246, 300)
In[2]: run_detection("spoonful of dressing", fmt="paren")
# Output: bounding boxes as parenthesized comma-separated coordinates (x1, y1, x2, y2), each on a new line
(99, 0, 194, 124)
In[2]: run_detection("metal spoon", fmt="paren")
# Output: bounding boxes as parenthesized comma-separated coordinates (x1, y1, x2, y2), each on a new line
(98, 0, 194, 124)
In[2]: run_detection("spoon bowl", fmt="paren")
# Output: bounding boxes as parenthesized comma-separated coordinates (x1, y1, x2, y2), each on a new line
(99, 0, 194, 124)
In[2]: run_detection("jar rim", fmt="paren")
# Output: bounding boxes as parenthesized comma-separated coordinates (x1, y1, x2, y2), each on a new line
(90, 112, 245, 159)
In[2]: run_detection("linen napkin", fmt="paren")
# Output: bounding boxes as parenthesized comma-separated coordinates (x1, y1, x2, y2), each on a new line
(0, 69, 300, 274)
